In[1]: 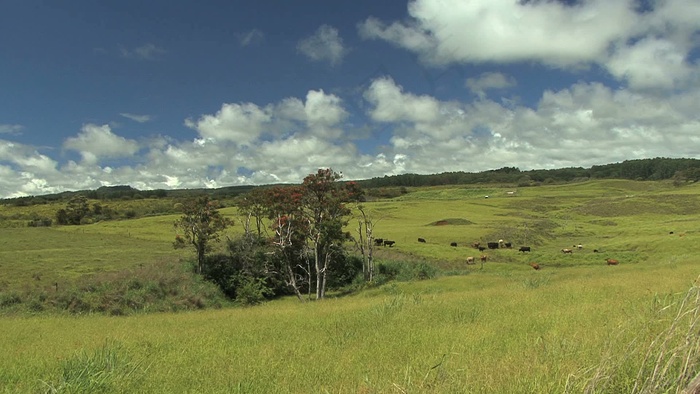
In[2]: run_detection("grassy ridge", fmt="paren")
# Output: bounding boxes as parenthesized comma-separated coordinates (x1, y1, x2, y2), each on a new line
(2, 179, 700, 392)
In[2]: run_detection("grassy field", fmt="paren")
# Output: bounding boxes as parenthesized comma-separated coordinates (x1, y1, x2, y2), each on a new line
(2, 179, 700, 393)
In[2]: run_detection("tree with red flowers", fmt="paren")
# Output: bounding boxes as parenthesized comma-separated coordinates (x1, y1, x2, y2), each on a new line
(259, 169, 362, 300)
(263, 184, 310, 301)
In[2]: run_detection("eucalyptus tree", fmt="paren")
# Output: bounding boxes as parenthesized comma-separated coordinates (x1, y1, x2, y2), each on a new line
(173, 196, 233, 274)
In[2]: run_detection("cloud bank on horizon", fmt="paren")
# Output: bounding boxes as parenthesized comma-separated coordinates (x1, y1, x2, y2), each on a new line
(1, 0, 699, 198)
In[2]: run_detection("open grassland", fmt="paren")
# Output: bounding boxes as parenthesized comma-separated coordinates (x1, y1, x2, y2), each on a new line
(2, 179, 700, 392)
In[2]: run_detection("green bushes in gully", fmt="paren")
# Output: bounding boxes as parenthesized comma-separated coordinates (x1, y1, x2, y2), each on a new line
(193, 169, 370, 305)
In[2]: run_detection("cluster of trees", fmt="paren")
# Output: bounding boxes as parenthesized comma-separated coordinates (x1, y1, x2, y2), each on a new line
(174, 169, 376, 303)
(55, 195, 117, 225)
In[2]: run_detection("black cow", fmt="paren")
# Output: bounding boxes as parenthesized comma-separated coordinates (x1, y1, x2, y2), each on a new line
(504, 242, 512, 248)
(383, 240, 395, 247)
(478, 246, 487, 252)
(418, 238, 426, 243)
(450, 242, 458, 247)
(519, 246, 531, 252)
(487, 242, 499, 250)
(374, 238, 384, 246)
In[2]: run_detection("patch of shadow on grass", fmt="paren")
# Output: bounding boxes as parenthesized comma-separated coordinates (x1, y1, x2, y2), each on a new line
(429, 218, 474, 226)
(589, 219, 618, 226)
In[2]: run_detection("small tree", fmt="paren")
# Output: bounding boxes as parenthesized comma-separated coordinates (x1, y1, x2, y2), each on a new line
(263, 185, 310, 301)
(234, 187, 268, 237)
(355, 204, 379, 283)
(301, 169, 362, 299)
(174, 196, 233, 274)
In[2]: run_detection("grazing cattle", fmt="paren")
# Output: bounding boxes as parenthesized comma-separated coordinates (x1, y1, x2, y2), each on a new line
(529, 262, 541, 270)
(504, 242, 512, 248)
(466, 256, 475, 265)
(606, 258, 619, 265)
(498, 239, 505, 247)
(374, 238, 384, 246)
(593, 249, 599, 253)
(562, 248, 573, 254)
(506, 191, 516, 196)
(450, 242, 458, 247)
(519, 246, 531, 253)
(480, 255, 488, 262)
(487, 242, 499, 250)
(472, 242, 480, 249)
(418, 238, 426, 243)
(478, 246, 487, 252)
(383, 240, 395, 247)
(669, 231, 674, 234)
(577, 244, 583, 250)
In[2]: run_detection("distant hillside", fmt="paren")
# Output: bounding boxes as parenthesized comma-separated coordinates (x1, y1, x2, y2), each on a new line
(356, 157, 700, 189)
(2, 157, 699, 206)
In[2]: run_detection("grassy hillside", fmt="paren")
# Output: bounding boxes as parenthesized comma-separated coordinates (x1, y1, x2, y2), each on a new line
(2, 179, 700, 393)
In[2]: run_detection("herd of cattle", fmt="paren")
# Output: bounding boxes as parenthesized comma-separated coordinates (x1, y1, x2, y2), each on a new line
(372, 237, 620, 269)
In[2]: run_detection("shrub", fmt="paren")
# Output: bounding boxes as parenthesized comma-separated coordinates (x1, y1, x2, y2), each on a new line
(235, 277, 272, 306)
(373, 260, 439, 284)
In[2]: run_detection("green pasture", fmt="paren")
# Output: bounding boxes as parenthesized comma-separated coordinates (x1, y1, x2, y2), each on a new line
(2, 179, 700, 392)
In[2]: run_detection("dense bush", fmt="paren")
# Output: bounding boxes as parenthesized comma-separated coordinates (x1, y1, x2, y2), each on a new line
(201, 234, 367, 303)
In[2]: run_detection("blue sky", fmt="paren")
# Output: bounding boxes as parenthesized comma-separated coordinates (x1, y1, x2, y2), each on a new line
(1, 0, 699, 198)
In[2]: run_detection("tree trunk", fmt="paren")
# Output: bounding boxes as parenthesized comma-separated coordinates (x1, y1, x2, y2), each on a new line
(197, 248, 205, 274)
(192, 236, 206, 275)
(314, 240, 322, 299)
(285, 264, 305, 303)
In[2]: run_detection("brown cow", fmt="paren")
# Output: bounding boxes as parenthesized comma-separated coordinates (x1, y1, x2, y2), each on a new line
(466, 256, 475, 265)
(606, 258, 619, 265)
(529, 262, 541, 270)
(562, 248, 573, 254)
(480, 255, 488, 263)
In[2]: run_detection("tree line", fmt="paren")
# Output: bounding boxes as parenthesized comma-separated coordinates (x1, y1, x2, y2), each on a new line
(357, 157, 700, 189)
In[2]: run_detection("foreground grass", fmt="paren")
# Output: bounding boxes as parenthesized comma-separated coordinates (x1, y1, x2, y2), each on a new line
(2, 260, 699, 393)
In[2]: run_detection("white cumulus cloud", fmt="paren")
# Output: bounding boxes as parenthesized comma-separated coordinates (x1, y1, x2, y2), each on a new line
(358, 0, 700, 90)
(63, 124, 140, 164)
